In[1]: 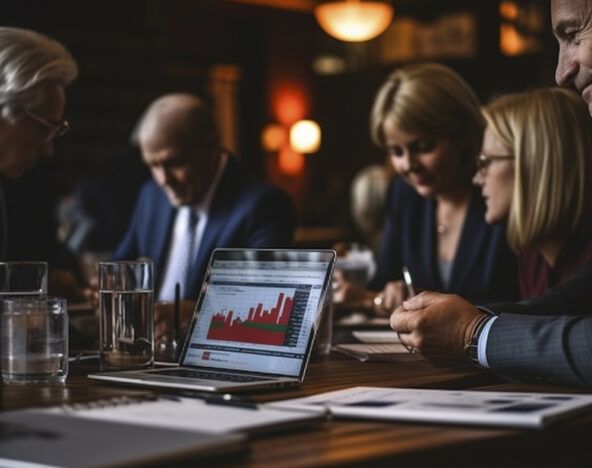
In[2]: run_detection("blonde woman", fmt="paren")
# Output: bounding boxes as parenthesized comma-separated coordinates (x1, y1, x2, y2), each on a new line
(335, 63, 518, 313)
(391, 87, 592, 387)
(475, 87, 592, 298)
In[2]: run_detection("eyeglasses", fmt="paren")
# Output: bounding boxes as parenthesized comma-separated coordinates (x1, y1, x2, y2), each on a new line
(24, 110, 70, 143)
(476, 153, 514, 176)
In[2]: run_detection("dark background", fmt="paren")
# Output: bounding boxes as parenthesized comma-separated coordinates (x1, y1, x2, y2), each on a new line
(2, 0, 557, 260)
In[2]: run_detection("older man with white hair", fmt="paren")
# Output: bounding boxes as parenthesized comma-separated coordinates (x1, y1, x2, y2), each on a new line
(113, 94, 297, 303)
(0, 27, 77, 259)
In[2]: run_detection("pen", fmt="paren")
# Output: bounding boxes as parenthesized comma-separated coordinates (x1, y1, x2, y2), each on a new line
(174, 282, 181, 360)
(401, 266, 415, 297)
(160, 390, 259, 410)
(400, 266, 416, 354)
(68, 353, 100, 363)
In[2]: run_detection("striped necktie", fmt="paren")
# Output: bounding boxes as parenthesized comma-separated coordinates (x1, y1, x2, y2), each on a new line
(181, 208, 199, 297)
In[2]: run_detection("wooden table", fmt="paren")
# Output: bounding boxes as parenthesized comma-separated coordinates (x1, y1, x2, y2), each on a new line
(3, 355, 591, 467)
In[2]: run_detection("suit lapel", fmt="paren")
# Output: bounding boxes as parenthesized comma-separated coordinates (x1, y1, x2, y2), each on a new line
(187, 159, 238, 293)
(424, 198, 442, 290)
(449, 189, 486, 292)
(151, 194, 176, 286)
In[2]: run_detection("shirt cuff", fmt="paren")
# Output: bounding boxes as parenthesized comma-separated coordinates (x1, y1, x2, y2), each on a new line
(477, 316, 497, 368)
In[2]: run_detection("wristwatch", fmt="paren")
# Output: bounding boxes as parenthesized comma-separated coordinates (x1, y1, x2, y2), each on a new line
(463, 313, 491, 366)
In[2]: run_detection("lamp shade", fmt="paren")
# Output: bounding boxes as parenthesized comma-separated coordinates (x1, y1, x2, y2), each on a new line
(314, 0, 394, 42)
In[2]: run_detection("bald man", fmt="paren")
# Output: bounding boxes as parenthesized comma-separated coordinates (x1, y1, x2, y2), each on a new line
(113, 94, 296, 300)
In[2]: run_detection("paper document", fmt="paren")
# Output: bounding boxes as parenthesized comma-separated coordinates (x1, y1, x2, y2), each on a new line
(352, 330, 401, 343)
(336, 312, 390, 327)
(270, 386, 592, 429)
(44, 395, 321, 434)
(333, 343, 421, 362)
(0, 410, 244, 468)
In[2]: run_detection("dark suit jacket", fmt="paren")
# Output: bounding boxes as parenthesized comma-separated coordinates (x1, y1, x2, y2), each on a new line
(484, 262, 592, 388)
(369, 178, 519, 303)
(113, 157, 297, 299)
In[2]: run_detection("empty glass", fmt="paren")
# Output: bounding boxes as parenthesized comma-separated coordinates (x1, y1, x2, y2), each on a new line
(99, 261, 154, 370)
(0, 261, 47, 298)
(1, 297, 68, 384)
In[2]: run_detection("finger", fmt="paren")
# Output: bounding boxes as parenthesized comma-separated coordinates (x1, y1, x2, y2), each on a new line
(397, 332, 417, 353)
(389, 308, 416, 333)
(402, 290, 441, 310)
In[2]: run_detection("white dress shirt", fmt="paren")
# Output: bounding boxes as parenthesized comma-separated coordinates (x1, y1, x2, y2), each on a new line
(158, 153, 228, 300)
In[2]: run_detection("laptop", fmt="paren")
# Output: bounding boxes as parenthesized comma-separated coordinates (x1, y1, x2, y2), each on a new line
(89, 248, 335, 392)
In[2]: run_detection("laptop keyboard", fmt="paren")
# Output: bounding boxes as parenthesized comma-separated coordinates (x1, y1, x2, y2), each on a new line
(152, 369, 270, 383)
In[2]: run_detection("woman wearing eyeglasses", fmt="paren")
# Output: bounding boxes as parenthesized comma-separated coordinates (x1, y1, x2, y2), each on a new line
(390, 87, 592, 387)
(473, 87, 592, 299)
(334, 63, 519, 314)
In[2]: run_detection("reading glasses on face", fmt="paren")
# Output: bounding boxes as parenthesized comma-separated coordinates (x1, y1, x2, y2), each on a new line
(24, 109, 70, 143)
(477, 153, 514, 177)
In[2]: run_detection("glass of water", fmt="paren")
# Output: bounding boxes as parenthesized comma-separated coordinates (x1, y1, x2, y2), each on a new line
(0, 261, 47, 297)
(99, 261, 154, 370)
(0, 297, 68, 384)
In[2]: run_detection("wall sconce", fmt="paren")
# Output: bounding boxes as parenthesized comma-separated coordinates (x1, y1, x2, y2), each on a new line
(262, 119, 321, 175)
(314, 0, 394, 42)
(289, 120, 321, 154)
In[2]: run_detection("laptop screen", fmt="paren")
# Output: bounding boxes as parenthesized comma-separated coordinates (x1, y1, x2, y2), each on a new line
(180, 249, 335, 378)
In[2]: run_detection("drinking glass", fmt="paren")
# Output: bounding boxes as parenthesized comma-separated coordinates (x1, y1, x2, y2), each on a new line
(0, 297, 68, 384)
(98, 261, 154, 370)
(313, 290, 333, 357)
(0, 261, 48, 297)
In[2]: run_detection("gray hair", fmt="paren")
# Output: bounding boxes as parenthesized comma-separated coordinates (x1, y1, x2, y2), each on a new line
(0, 27, 78, 121)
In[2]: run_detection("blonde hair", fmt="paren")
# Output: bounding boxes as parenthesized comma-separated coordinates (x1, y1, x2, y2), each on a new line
(483, 87, 592, 251)
(370, 62, 484, 169)
(0, 27, 78, 121)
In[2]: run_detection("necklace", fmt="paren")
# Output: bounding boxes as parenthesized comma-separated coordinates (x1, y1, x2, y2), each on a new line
(437, 223, 448, 235)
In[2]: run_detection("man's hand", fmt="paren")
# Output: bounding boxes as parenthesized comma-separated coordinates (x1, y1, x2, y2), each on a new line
(390, 291, 486, 367)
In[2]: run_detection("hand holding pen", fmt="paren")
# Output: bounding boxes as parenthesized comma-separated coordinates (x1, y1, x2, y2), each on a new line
(397, 266, 417, 353)
(372, 267, 416, 316)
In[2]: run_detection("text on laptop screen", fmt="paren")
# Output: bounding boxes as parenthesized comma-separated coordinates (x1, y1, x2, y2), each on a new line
(183, 258, 330, 376)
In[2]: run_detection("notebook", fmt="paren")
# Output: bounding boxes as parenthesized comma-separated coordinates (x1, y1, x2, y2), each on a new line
(42, 393, 323, 435)
(270, 386, 592, 429)
(89, 249, 335, 392)
(0, 410, 244, 467)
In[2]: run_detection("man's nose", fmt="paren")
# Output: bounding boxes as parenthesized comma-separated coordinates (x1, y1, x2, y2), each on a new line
(555, 48, 577, 87)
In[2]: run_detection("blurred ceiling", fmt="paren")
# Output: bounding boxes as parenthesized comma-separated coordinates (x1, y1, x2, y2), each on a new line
(226, 0, 314, 12)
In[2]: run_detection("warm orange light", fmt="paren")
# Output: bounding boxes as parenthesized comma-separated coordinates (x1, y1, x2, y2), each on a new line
(273, 88, 307, 125)
(261, 123, 287, 152)
(500, 1, 518, 20)
(289, 120, 321, 153)
(314, 0, 394, 42)
(500, 24, 522, 56)
(278, 148, 305, 175)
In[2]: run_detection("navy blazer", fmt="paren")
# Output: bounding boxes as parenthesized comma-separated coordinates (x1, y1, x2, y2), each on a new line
(113, 157, 297, 299)
(369, 177, 519, 304)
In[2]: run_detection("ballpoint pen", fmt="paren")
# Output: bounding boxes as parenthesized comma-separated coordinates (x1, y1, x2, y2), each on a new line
(174, 282, 181, 360)
(160, 390, 259, 410)
(400, 266, 416, 353)
(401, 266, 416, 297)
